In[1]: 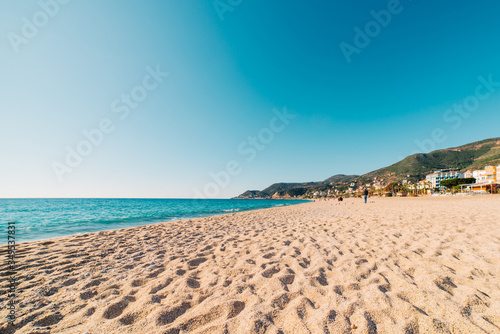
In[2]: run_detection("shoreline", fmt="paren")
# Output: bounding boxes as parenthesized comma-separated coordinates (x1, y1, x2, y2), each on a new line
(0, 198, 311, 246)
(1, 196, 499, 333)
(7, 201, 312, 248)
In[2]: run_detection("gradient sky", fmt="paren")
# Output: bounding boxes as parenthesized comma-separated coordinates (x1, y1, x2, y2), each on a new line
(1, 0, 500, 198)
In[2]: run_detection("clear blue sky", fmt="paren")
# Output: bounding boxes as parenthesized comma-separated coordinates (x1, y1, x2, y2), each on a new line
(1, 0, 500, 198)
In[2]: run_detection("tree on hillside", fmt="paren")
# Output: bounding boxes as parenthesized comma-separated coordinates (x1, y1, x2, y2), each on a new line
(384, 182, 398, 195)
(287, 188, 307, 197)
(395, 183, 408, 193)
(440, 178, 476, 189)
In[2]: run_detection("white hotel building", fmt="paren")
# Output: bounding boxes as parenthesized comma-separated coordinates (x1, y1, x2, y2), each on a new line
(425, 169, 464, 188)
(472, 169, 487, 183)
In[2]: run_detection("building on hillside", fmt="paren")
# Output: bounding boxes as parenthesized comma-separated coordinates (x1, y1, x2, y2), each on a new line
(485, 166, 497, 183)
(464, 170, 473, 178)
(425, 169, 464, 188)
(473, 169, 487, 183)
(458, 165, 500, 194)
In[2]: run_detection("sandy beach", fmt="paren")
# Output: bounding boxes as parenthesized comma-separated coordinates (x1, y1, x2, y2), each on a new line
(1, 196, 500, 334)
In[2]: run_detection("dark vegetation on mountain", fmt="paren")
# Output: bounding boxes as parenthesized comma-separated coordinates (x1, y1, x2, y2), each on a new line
(323, 174, 359, 183)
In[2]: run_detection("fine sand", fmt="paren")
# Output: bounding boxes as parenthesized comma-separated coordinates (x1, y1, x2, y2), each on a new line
(1, 196, 500, 333)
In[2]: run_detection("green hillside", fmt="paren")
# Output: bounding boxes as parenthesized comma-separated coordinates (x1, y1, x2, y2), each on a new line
(323, 174, 358, 183)
(235, 137, 500, 198)
(359, 137, 500, 183)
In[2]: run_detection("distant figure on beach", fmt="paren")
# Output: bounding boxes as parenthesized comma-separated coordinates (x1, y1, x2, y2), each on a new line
(363, 189, 369, 203)
(337, 196, 343, 202)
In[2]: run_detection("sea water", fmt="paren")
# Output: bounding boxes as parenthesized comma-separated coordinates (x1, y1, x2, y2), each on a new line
(0, 198, 308, 244)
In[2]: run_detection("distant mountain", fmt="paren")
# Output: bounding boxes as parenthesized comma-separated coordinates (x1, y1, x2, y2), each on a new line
(236, 190, 267, 199)
(260, 183, 303, 196)
(236, 183, 305, 199)
(234, 137, 500, 199)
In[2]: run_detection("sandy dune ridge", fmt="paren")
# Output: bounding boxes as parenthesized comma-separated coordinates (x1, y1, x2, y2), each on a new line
(1, 196, 500, 333)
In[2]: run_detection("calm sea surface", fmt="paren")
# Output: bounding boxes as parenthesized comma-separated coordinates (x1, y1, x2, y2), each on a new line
(0, 198, 309, 244)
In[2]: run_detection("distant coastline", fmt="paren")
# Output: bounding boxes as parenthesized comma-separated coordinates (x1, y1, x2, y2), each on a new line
(236, 137, 500, 200)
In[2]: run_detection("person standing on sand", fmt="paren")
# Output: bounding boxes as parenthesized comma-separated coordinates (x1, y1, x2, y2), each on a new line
(363, 189, 369, 203)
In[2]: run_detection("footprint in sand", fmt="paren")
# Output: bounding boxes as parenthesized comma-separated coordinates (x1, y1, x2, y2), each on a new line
(103, 296, 135, 319)
(299, 258, 310, 268)
(327, 309, 337, 323)
(62, 278, 78, 286)
(84, 307, 96, 317)
(187, 257, 207, 267)
(85, 279, 103, 289)
(262, 252, 275, 259)
(168, 301, 245, 333)
(434, 276, 457, 295)
(80, 290, 97, 301)
(279, 273, 295, 285)
(403, 321, 419, 334)
(43, 287, 59, 296)
(432, 318, 452, 333)
(314, 272, 328, 286)
(186, 277, 200, 288)
(271, 293, 296, 310)
(131, 278, 146, 287)
(262, 265, 280, 278)
(33, 313, 64, 327)
(147, 268, 165, 278)
(119, 312, 139, 325)
(150, 278, 173, 294)
(156, 302, 191, 325)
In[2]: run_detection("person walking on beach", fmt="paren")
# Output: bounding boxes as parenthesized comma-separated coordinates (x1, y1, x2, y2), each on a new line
(363, 189, 369, 203)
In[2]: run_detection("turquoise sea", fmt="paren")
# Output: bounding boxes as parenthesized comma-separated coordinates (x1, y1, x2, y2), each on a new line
(0, 198, 308, 244)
